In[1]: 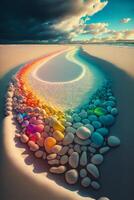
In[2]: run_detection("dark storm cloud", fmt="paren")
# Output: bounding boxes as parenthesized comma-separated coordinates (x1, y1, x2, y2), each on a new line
(0, 0, 82, 42)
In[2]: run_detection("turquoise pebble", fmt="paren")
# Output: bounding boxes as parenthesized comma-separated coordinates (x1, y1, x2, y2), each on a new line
(91, 132, 104, 147)
(92, 121, 101, 129)
(99, 114, 115, 126)
(97, 128, 109, 136)
(88, 115, 98, 122)
(111, 108, 118, 115)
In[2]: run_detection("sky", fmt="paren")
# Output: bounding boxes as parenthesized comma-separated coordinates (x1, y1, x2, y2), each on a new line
(0, 0, 134, 43)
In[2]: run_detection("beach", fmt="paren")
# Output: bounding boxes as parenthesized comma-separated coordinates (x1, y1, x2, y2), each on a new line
(0, 44, 134, 200)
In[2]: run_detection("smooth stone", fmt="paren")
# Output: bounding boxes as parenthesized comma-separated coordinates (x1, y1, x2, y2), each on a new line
(107, 136, 120, 147)
(87, 163, 100, 179)
(65, 169, 78, 184)
(76, 126, 91, 140)
(79, 110, 88, 119)
(65, 115, 73, 122)
(82, 119, 90, 124)
(94, 107, 107, 116)
(99, 146, 110, 154)
(73, 122, 83, 129)
(107, 106, 112, 112)
(64, 121, 72, 127)
(81, 177, 91, 187)
(69, 152, 79, 168)
(99, 114, 115, 126)
(92, 121, 102, 129)
(37, 137, 44, 147)
(63, 132, 74, 145)
(72, 113, 81, 122)
(48, 159, 59, 165)
(80, 169, 87, 178)
(74, 136, 91, 145)
(51, 117, 65, 132)
(94, 99, 101, 106)
(91, 181, 100, 190)
(80, 151, 87, 166)
(35, 150, 44, 158)
(53, 130, 64, 141)
(49, 166, 66, 174)
(97, 128, 109, 136)
(58, 146, 69, 155)
(85, 124, 94, 132)
(20, 134, 29, 143)
(91, 154, 104, 165)
(47, 153, 57, 160)
(44, 125, 50, 132)
(44, 137, 56, 153)
(60, 155, 69, 165)
(91, 132, 104, 147)
(74, 144, 81, 153)
(88, 146, 96, 153)
(51, 145, 62, 153)
(88, 115, 98, 122)
(28, 141, 39, 152)
(68, 148, 74, 155)
(111, 108, 118, 115)
(66, 126, 76, 134)
(103, 100, 115, 107)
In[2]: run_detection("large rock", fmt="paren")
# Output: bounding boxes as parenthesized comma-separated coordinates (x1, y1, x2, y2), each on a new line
(69, 152, 79, 168)
(87, 163, 100, 179)
(76, 126, 91, 140)
(65, 169, 78, 184)
(107, 136, 120, 147)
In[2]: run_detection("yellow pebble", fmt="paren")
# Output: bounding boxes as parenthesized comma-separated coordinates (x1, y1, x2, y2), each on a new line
(52, 118, 65, 132)
(53, 130, 64, 141)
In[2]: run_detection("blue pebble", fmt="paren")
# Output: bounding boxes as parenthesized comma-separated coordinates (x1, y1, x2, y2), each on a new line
(97, 127, 109, 136)
(82, 119, 90, 124)
(91, 132, 104, 147)
(92, 121, 102, 129)
(99, 114, 115, 126)
(88, 115, 98, 122)
(111, 108, 118, 116)
(94, 99, 101, 106)
(107, 106, 112, 112)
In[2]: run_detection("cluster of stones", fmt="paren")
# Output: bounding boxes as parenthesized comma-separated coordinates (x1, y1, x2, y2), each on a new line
(5, 75, 120, 192)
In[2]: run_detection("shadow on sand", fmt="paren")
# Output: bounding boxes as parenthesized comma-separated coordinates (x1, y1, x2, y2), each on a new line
(1, 50, 134, 200)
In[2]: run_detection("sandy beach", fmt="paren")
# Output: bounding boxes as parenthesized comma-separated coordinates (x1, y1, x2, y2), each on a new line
(1, 44, 134, 200)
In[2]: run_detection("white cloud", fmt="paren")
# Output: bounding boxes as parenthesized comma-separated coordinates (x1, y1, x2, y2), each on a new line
(120, 18, 131, 24)
(85, 22, 109, 35)
(53, 0, 108, 32)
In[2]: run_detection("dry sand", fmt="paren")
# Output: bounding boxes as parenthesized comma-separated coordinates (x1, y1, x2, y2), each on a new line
(1, 45, 134, 200)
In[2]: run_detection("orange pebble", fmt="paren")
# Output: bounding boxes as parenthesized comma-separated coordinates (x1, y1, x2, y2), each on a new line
(44, 137, 56, 153)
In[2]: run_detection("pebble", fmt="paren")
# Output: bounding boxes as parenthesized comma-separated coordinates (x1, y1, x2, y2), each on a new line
(53, 130, 64, 141)
(97, 128, 109, 136)
(44, 137, 56, 153)
(47, 153, 57, 160)
(80, 151, 87, 166)
(65, 115, 73, 122)
(69, 152, 79, 168)
(35, 150, 44, 158)
(20, 134, 29, 143)
(88, 146, 96, 153)
(92, 121, 102, 129)
(80, 169, 87, 178)
(74, 136, 91, 145)
(68, 148, 74, 155)
(74, 144, 81, 153)
(79, 110, 88, 119)
(73, 122, 83, 129)
(107, 136, 120, 147)
(60, 155, 68, 165)
(65, 169, 78, 184)
(63, 132, 74, 145)
(82, 119, 90, 124)
(58, 146, 69, 155)
(91, 154, 104, 165)
(28, 141, 39, 151)
(111, 108, 118, 115)
(44, 125, 50, 132)
(51, 145, 62, 153)
(99, 146, 110, 154)
(73, 114, 81, 122)
(49, 166, 66, 174)
(81, 146, 87, 151)
(99, 114, 115, 126)
(88, 115, 98, 122)
(76, 126, 91, 140)
(91, 132, 104, 147)
(37, 137, 44, 147)
(64, 121, 72, 127)
(66, 126, 76, 134)
(48, 159, 60, 165)
(51, 117, 65, 132)
(81, 177, 91, 187)
(94, 107, 107, 117)
(91, 181, 100, 190)
(103, 100, 115, 107)
(87, 163, 100, 179)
